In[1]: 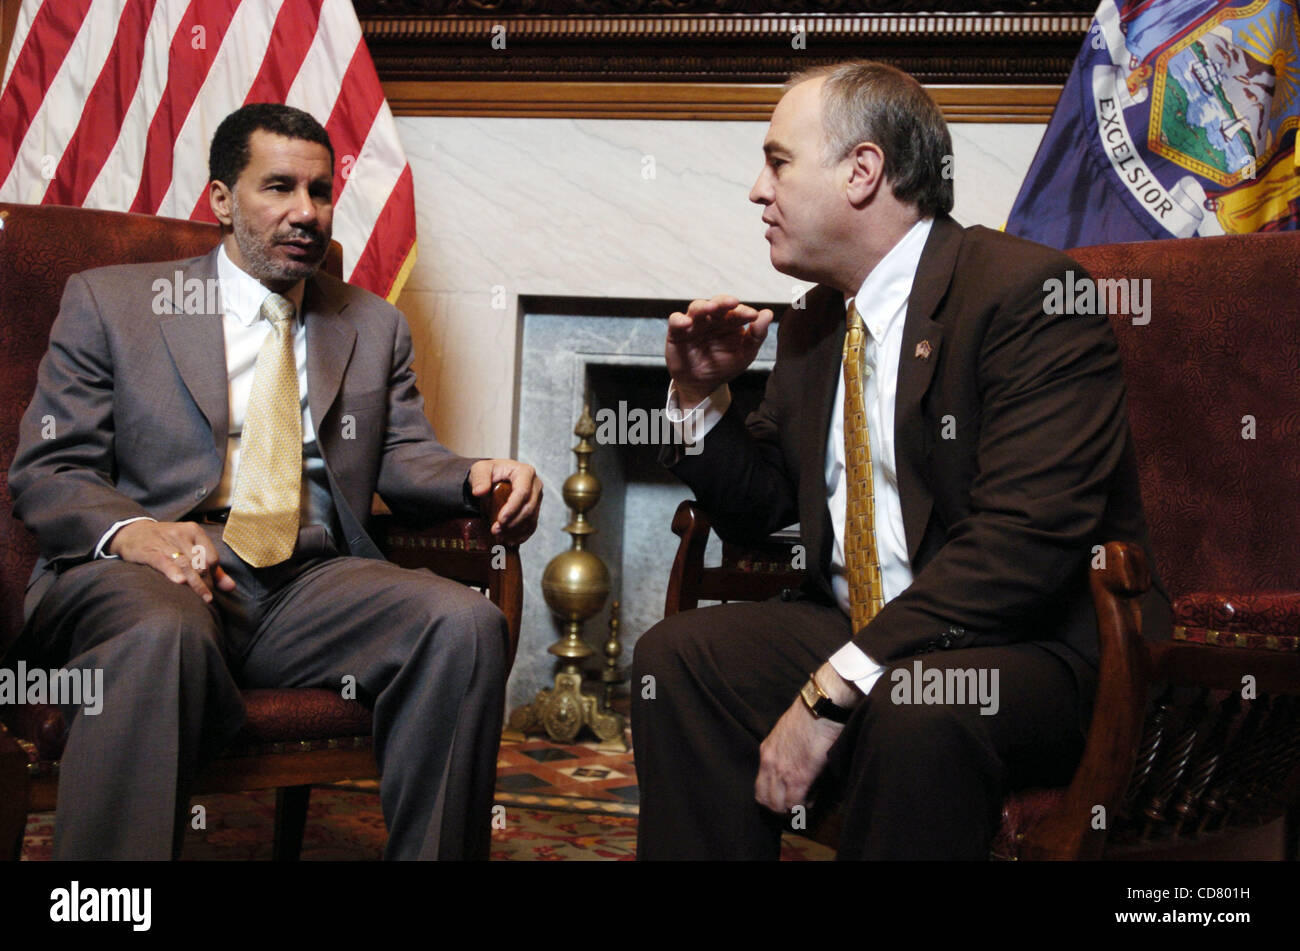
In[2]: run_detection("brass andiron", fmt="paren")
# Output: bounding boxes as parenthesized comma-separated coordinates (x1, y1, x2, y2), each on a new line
(602, 601, 625, 713)
(508, 406, 625, 746)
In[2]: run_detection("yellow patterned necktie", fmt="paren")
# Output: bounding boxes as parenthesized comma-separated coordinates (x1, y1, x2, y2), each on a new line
(223, 293, 302, 567)
(843, 303, 886, 633)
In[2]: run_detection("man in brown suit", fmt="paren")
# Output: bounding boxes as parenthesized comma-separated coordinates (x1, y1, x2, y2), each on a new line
(631, 62, 1170, 859)
(7, 104, 541, 860)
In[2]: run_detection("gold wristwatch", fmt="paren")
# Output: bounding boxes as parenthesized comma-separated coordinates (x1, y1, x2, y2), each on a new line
(799, 674, 852, 724)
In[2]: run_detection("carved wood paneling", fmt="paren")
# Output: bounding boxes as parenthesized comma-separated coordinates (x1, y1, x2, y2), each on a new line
(356, 1, 1091, 12)
(357, 4, 1088, 118)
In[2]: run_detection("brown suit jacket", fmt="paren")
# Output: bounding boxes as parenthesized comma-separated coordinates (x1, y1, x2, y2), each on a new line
(670, 215, 1170, 677)
(8, 247, 478, 619)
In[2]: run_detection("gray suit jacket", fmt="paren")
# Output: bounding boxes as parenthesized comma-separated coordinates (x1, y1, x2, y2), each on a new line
(9, 246, 479, 619)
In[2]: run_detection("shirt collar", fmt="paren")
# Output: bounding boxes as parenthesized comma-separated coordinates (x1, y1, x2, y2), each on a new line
(845, 216, 934, 343)
(216, 243, 306, 328)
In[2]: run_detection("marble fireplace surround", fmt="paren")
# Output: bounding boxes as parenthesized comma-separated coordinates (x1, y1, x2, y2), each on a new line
(387, 115, 1047, 709)
(512, 299, 780, 714)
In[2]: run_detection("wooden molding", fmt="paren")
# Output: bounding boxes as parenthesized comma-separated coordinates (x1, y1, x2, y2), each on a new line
(364, 7, 1081, 121)
(356, 1, 1091, 12)
(382, 80, 1062, 122)
(362, 10, 1090, 88)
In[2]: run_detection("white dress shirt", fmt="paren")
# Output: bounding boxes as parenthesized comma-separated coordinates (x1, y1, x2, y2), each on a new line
(666, 217, 934, 698)
(96, 245, 331, 556)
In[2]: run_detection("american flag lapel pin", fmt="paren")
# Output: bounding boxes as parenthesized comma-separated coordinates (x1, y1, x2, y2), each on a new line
(915, 340, 932, 360)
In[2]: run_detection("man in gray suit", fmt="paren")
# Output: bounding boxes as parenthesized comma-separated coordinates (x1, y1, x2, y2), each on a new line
(7, 104, 541, 860)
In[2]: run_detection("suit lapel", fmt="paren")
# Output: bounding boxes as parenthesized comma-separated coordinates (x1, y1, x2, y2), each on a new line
(801, 289, 847, 587)
(895, 215, 962, 562)
(159, 249, 227, 453)
(304, 276, 356, 439)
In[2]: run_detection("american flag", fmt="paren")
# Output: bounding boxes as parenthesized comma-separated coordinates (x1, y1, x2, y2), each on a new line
(0, 0, 416, 300)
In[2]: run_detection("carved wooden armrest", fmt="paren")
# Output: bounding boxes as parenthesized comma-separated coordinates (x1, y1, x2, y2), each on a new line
(664, 500, 804, 617)
(1021, 541, 1152, 859)
(664, 500, 713, 617)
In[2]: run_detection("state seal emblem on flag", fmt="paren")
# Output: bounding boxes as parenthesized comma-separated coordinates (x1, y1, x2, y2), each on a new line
(1146, 1, 1299, 231)
(1007, 0, 1299, 248)
(1091, 0, 1298, 237)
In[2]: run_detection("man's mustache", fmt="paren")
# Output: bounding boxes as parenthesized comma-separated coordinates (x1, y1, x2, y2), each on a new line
(275, 229, 326, 250)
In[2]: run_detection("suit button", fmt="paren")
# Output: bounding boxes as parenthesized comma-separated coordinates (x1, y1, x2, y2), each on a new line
(779, 588, 796, 602)
(194, 487, 207, 500)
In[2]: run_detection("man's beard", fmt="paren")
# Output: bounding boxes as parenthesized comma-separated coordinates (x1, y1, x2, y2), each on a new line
(231, 196, 327, 283)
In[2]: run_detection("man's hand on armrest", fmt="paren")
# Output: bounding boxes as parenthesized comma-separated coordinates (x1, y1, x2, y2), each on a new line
(467, 459, 542, 545)
(107, 520, 236, 604)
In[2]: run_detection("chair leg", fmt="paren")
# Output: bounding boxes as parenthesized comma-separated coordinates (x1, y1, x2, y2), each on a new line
(273, 785, 311, 861)
(0, 726, 30, 862)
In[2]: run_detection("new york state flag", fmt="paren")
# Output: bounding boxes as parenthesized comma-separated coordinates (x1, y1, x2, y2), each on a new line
(1007, 0, 1299, 248)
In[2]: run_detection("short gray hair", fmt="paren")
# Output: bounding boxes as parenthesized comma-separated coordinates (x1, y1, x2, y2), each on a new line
(786, 61, 954, 217)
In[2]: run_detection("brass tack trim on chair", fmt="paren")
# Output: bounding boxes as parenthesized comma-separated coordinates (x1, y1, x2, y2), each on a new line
(388, 534, 470, 552)
(1173, 625, 1298, 652)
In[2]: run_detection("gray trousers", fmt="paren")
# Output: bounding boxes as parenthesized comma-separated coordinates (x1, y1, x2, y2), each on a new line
(23, 526, 507, 860)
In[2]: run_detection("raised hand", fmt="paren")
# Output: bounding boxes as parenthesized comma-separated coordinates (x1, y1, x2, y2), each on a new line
(666, 295, 775, 409)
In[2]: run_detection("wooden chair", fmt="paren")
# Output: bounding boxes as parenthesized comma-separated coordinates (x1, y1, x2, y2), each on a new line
(664, 230, 1300, 860)
(0, 202, 523, 861)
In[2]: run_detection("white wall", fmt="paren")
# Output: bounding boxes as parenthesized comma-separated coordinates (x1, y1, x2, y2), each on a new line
(391, 116, 1047, 459)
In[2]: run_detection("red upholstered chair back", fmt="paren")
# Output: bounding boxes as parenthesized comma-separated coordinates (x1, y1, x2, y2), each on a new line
(1070, 232, 1300, 601)
(0, 202, 342, 653)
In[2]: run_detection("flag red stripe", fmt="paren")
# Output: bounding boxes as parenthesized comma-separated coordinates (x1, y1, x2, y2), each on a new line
(43, 0, 161, 207)
(242, 0, 324, 105)
(0, 0, 95, 186)
(8, 0, 417, 301)
(323, 40, 385, 207)
(188, 0, 326, 222)
(349, 164, 415, 296)
(128, 0, 241, 215)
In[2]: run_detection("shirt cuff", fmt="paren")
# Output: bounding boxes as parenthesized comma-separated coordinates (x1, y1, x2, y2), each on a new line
(665, 381, 731, 453)
(829, 642, 888, 697)
(95, 516, 157, 559)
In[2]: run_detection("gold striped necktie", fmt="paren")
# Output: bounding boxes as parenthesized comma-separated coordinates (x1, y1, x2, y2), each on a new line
(843, 303, 886, 633)
(223, 293, 302, 567)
